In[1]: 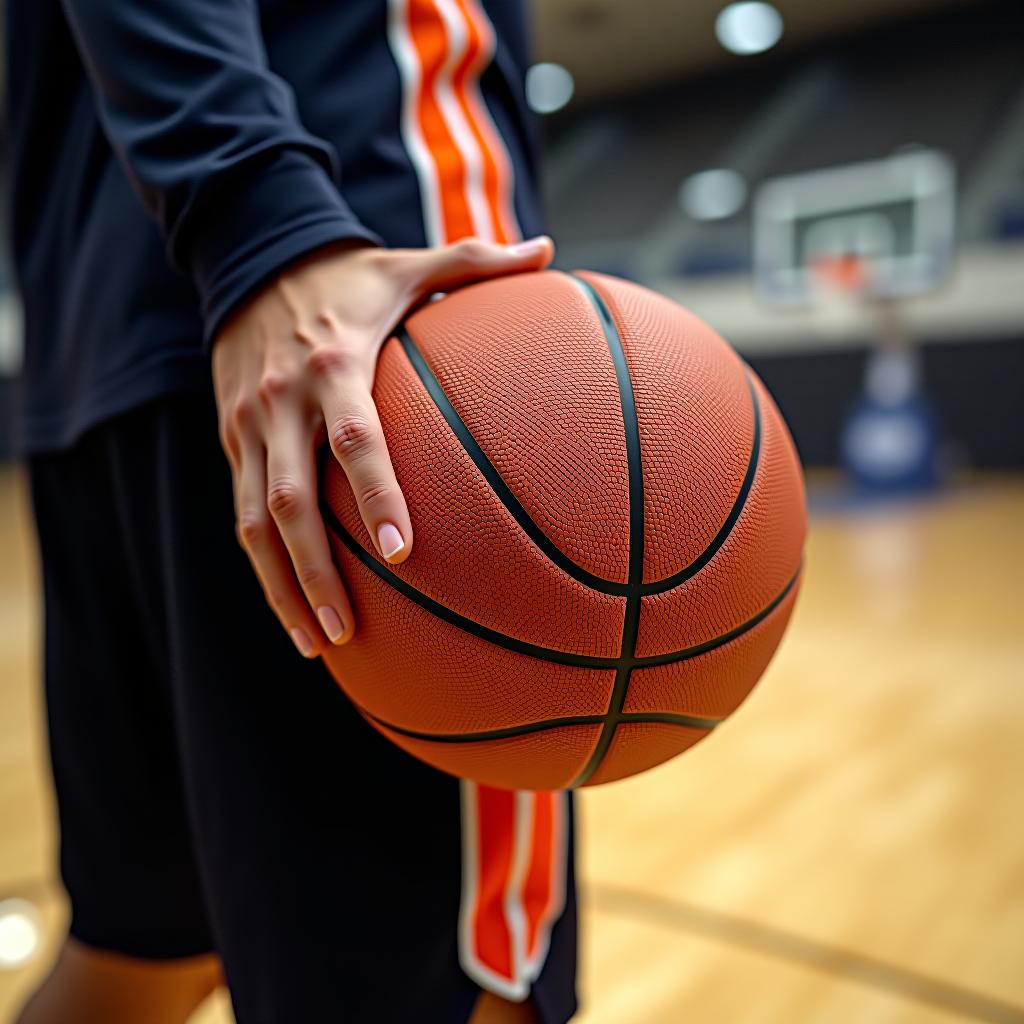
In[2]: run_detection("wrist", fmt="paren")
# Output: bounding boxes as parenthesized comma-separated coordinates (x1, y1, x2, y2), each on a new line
(190, 150, 382, 346)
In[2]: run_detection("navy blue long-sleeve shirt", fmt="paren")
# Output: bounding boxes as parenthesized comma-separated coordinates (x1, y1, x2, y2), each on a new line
(5, 0, 542, 452)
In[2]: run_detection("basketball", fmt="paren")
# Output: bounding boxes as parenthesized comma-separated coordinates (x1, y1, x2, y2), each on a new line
(320, 270, 805, 790)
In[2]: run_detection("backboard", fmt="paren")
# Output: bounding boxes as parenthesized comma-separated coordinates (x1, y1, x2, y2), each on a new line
(753, 149, 956, 306)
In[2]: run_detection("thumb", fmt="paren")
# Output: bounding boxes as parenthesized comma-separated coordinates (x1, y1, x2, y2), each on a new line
(404, 235, 554, 296)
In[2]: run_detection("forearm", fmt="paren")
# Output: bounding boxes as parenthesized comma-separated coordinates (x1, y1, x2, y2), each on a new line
(60, 0, 380, 339)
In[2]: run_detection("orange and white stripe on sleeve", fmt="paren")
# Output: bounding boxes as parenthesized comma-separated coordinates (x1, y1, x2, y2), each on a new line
(387, 0, 568, 1000)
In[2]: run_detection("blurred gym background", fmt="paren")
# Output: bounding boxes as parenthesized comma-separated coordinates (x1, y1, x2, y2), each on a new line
(1, 0, 1022, 1021)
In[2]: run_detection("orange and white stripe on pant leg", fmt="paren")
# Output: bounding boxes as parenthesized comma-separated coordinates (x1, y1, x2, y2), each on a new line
(458, 782, 568, 999)
(387, 0, 519, 246)
(387, 0, 567, 1000)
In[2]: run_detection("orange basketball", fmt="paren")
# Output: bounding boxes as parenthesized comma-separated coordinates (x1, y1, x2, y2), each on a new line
(320, 270, 805, 790)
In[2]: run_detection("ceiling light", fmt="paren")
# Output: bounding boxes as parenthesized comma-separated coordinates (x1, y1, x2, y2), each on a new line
(526, 63, 575, 115)
(715, 2, 784, 56)
(680, 169, 748, 221)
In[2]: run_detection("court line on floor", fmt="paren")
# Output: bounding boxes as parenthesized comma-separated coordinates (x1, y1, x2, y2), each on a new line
(589, 883, 1024, 1023)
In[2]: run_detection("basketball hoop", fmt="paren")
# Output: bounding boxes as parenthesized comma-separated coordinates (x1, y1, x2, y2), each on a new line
(753, 150, 956, 307)
(805, 252, 873, 336)
(808, 253, 871, 299)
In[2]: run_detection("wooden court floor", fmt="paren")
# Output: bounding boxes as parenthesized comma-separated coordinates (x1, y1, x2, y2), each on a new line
(1, 466, 1022, 1023)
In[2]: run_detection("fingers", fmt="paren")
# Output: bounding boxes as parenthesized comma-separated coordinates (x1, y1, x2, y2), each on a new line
(264, 403, 355, 646)
(233, 430, 326, 658)
(312, 347, 413, 566)
(402, 234, 554, 297)
(213, 233, 552, 660)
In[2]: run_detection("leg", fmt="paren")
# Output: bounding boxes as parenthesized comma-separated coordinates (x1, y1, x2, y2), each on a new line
(25, 420, 218, 1022)
(142, 389, 580, 1022)
(469, 992, 541, 1024)
(15, 938, 221, 1024)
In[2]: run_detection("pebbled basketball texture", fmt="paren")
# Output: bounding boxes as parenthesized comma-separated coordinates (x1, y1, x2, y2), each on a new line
(320, 270, 806, 790)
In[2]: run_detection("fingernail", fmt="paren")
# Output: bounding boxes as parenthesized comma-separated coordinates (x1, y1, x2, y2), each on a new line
(317, 606, 347, 644)
(508, 236, 547, 257)
(290, 627, 316, 658)
(377, 522, 405, 561)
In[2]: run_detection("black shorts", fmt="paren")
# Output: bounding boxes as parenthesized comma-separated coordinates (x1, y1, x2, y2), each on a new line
(29, 388, 577, 1024)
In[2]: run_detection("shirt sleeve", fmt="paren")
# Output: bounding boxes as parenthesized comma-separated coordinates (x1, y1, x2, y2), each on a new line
(60, 0, 383, 342)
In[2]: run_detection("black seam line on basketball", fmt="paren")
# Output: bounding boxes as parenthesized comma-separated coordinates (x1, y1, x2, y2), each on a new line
(639, 373, 762, 595)
(398, 303, 758, 603)
(568, 274, 646, 787)
(396, 325, 630, 596)
(320, 486, 801, 672)
(359, 709, 721, 744)
(632, 567, 799, 667)
(319, 495, 618, 668)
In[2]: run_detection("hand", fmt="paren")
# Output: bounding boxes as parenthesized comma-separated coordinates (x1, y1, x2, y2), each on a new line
(212, 235, 554, 658)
